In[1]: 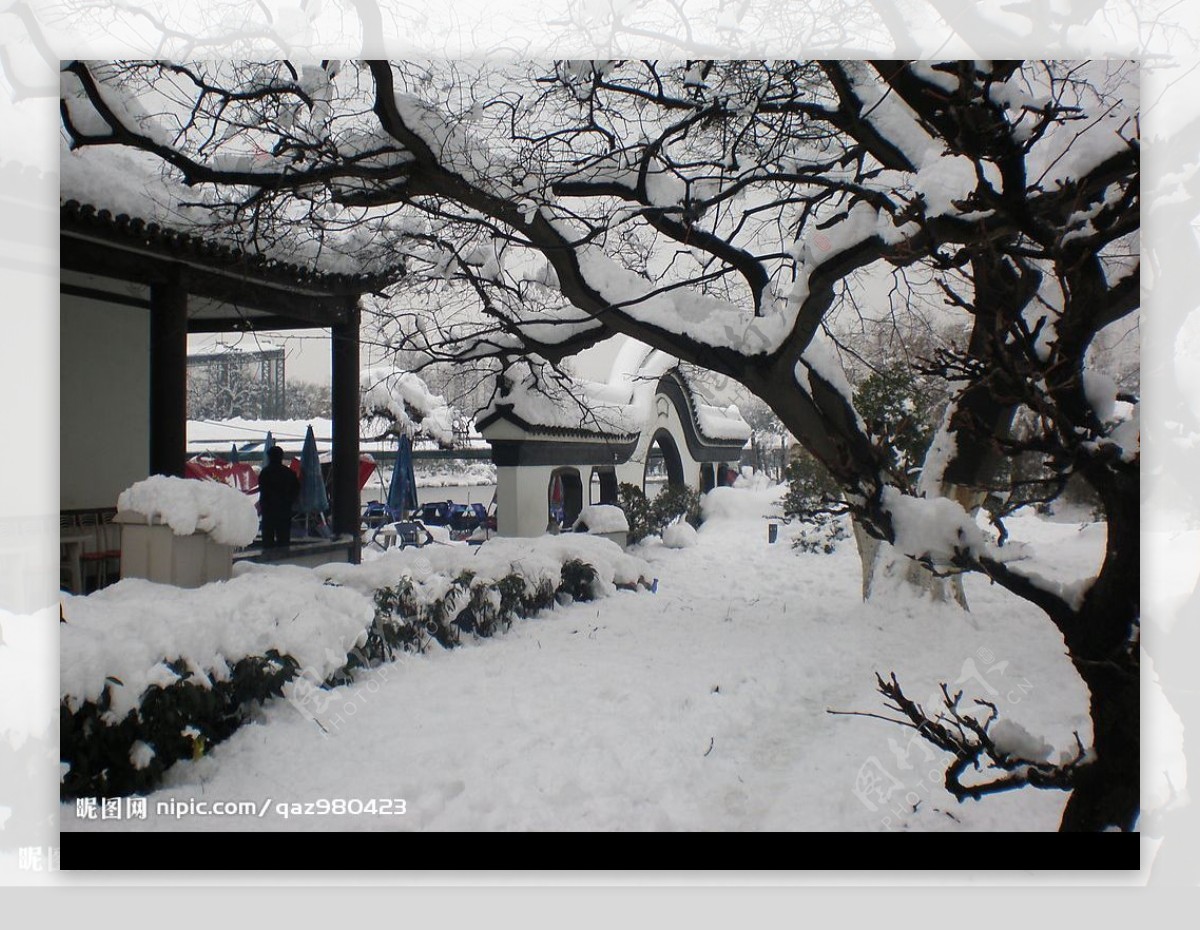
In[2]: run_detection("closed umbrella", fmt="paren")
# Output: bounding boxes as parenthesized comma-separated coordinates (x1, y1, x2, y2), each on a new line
(386, 433, 418, 519)
(229, 443, 240, 465)
(261, 431, 274, 468)
(297, 424, 329, 535)
(550, 472, 564, 527)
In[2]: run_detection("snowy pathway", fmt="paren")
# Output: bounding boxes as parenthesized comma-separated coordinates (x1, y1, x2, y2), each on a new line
(63, 489, 1096, 832)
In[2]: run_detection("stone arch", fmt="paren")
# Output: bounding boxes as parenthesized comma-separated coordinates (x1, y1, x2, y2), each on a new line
(644, 428, 685, 494)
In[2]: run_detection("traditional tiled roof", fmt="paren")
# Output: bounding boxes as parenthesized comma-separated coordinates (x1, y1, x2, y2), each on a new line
(61, 199, 398, 295)
(475, 402, 640, 440)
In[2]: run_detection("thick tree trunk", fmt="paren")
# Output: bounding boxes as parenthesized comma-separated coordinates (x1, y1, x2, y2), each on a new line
(1057, 470, 1140, 831)
(854, 531, 968, 606)
(853, 495, 969, 609)
(1058, 652, 1140, 831)
(853, 519, 882, 601)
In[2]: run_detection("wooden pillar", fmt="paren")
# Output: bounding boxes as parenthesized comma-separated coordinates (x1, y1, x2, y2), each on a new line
(149, 269, 188, 477)
(331, 299, 361, 561)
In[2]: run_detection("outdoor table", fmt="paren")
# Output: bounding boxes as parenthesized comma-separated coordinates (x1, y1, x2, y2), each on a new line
(60, 532, 90, 594)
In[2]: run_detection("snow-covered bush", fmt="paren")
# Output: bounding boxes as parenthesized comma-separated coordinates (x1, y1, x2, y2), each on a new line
(360, 556, 601, 664)
(557, 559, 599, 603)
(619, 482, 702, 544)
(792, 516, 850, 555)
(60, 569, 375, 799)
(61, 650, 300, 799)
(61, 536, 651, 798)
(661, 521, 698, 549)
(779, 456, 849, 555)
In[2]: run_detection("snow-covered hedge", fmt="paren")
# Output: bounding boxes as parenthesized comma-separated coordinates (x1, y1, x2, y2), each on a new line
(60, 570, 374, 798)
(60, 536, 652, 798)
(354, 558, 609, 666)
(322, 533, 650, 602)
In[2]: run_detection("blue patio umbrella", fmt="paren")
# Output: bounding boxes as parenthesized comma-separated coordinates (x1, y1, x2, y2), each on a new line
(297, 424, 329, 522)
(386, 433, 418, 518)
(228, 443, 240, 465)
(261, 431, 274, 468)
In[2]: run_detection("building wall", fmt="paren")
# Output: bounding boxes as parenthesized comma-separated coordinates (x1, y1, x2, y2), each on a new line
(495, 463, 559, 537)
(61, 294, 150, 510)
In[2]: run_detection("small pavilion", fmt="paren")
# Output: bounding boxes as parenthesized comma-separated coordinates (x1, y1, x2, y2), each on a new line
(476, 348, 750, 537)
(59, 146, 394, 566)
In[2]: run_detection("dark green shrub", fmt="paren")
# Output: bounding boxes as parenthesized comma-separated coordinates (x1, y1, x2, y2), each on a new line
(620, 481, 702, 543)
(780, 456, 849, 555)
(358, 578, 428, 665)
(651, 483, 702, 531)
(780, 456, 842, 522)
(496, 571, 556, 618)
(558, 559, 599, 602)
(853, 363, 939, 479)
(618, 482, 655, 543)
(60, 650, 300, 800)
(452, 570, 509, 638)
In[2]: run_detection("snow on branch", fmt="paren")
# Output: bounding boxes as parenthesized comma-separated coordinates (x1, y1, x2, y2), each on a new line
(830, 672, 1090, 803)
(360, 367, 456, 445)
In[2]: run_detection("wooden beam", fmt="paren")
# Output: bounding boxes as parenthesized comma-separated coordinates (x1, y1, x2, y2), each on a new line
(186, 314, 332, 334)
(330, 300, 361, 560)
(61, 233, 355, 326)
(149, 268, 188, 477)
(60, 282, 151, 310)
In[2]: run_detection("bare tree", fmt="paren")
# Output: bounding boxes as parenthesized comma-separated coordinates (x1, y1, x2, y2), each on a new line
(737, 396, 789, 481)
(187, 356, 263, 420)
(61, 59, 1139, 830)
(283, 379, 332, 420)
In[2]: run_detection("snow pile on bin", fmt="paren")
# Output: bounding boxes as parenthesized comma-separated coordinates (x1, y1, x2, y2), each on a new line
(117, 475, 258, 547)
(573, 505, 630, 535)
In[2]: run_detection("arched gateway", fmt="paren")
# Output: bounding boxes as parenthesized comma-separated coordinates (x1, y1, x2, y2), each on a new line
(476, 346, 750, 537)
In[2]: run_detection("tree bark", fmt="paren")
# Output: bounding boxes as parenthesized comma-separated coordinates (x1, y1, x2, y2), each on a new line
(1057, 468, 1140, 831)
(853, 517, 967, 608)
(1059, 652, 1140, 831)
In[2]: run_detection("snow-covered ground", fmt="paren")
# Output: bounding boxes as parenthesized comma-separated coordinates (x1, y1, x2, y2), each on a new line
(62, 485, 1101, 832)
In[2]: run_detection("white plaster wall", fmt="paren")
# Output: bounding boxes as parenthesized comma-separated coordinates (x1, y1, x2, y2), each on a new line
(61, 294, 150, 510)
(496, 462, 558, 537)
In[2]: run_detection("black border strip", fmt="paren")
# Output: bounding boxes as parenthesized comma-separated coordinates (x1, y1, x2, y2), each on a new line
(61, 829, 1140, 872)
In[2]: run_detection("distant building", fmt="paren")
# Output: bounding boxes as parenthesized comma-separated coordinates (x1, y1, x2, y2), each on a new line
(187, 340, 287, 419)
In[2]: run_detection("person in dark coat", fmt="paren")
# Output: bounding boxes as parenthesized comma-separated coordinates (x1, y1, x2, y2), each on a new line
(258, 445, 300, 549)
